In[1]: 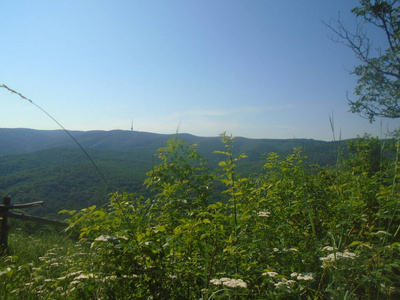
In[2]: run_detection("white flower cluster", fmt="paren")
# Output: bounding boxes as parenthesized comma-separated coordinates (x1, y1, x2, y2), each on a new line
(57, 271, 138, 285)
(102, 274, 138, 282)
(91, 235, 128, 248)
(262, 271, 279, 277)
(320, 251, 357, 261)
(290, 272, 314, 281)
(272, 247, 298, 253)
(262, 269, 314, 294)
(263, 270, 314, 281)
(320, 248, 357, 268)
(322, 246, 334, 251)
(210, 277, 247, 289)
(94, 235, 128, 242)
(70, 273, 97, 285)
(57, 270, 84, 281)
(274, 278, 296, 292)
(281, 248, 298, 253)
(257, 211, 271, 217)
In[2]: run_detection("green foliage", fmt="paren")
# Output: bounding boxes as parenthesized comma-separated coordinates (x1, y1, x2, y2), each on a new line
(346, 134, 389, 174)
(145, 137, 214, 225)
(1, 134, 400, 299)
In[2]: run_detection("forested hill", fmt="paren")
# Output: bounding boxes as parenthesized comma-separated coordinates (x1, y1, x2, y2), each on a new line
(0, 128, 339, 157)
(0, 128, 343, 218)
(0, 128, 189, 155)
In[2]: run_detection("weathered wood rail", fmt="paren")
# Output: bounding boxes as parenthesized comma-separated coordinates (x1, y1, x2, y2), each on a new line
(0, 196, 68, 253)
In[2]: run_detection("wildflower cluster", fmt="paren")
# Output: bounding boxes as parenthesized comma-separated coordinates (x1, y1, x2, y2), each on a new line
(209, 277, 248, 289)
(290, 272, 314, 281)
(262, 269, 315, 295)
(262, 271, 279, 277)
(257, 210, 271, 217)
(274, 278, 297, 293)
(320, 249, 358, 268)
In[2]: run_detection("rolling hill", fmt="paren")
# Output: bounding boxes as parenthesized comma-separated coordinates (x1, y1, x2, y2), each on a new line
(0, 128, 343, 218)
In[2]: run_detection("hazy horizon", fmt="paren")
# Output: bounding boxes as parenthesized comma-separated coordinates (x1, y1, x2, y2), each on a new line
(0, 126, 394, 142)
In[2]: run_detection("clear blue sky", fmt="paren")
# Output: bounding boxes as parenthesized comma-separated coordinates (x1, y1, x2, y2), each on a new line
(1, 0, 399, 140)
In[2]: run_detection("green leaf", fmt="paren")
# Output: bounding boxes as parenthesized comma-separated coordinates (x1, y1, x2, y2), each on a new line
(349, 241, 361, 247)
(218, 161, 228, 167)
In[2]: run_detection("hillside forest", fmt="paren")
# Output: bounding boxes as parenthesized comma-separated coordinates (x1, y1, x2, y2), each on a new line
(0, 128, 339, 218)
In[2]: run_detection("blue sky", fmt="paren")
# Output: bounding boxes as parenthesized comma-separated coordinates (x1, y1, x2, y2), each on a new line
(1, 0, 399, 140)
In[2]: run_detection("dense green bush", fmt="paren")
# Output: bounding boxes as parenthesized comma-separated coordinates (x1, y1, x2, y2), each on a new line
(1, 133, 400, 299)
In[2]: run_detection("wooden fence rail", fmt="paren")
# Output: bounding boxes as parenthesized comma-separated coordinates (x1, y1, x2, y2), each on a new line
(0, 196, 68, 253)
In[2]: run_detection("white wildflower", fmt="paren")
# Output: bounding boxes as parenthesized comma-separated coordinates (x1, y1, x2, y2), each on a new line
(102, 275, 117, 282)
(281, 248, 298, 253)
(257, 211, 271, 217)
(122, 274, 138, 279)
(290, 272, 298, 278)
(94, 235, 112, 242)
(296, 273, 314, 281)
(273, 248, 279, 252)
(321, 251, 357, 261)
(65, 271, 83, 278)
(320, 251, 357, 268)
(74, 274, 90, 280)
(385, 286, 398, 295)
(274, 278, 296, 292)
(263, 271, 279, 277)
(91, 235, 127, 248)
(322, 246, 334, 251)
(94, 235, 128, 242)
(210, 278, 222, 285)
(74, 273, 96, 281)
(210, 277, 247, 288)
(342, 251, 357, 259)
(220, 277, 247, 289)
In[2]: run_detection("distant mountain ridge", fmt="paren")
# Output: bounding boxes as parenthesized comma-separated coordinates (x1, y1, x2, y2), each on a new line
(0, 128, 335, 156)
(0, 128, 190, 155)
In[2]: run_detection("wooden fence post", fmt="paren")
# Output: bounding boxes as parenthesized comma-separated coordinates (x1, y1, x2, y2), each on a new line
(0, 196, 11, 253)
(0, 196, 68, 253)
